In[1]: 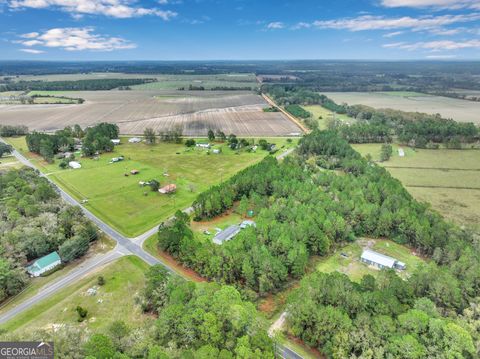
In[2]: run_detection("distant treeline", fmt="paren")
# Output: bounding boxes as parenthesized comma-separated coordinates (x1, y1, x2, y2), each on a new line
(265, 85, 479, 146)
(0, 125, 28, 137)
(0, 78, 156, 91)
(177, 85, 255, 91)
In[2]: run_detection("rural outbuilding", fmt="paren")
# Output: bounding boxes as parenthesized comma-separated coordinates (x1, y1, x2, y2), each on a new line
(111, 139, 121, 145)
(360, 249, 406, 270)
(68, 161, 81, 169)
(159, 184, 177, 194)
(196, 143, 211, 149)
(240, 220, 256, 229)
(398, 148, 405, 157)
(26, 251, 62, 277)
(213, 225, 241, 245)
(128, 137, 142, 143)
(130, 169, 139, 175)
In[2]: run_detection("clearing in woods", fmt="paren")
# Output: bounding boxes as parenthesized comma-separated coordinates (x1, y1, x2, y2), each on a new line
(302, 105, 355, 129)
(6, 136, 297, 237)
(353, 143, 480, 230)
(315, 238, 425, 282)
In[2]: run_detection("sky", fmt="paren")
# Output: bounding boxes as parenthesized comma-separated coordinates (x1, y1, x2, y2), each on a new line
(1, 0, 480, 60)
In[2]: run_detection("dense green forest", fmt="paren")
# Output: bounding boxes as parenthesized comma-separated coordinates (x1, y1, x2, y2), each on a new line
(265, 86, 479, 145)
(0, 78, 156, 91)
(155, 129, 480, 357)
(5, 264, 274, 359)
(156, 129, 479, 309)
(26, 122, 119, 162)
(288, 271, 476, 359)
(0, 168, 98, 302)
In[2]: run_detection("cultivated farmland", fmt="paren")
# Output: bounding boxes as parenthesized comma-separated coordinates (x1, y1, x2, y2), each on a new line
(0, 90, 301, 136)
(323, 91, 480, 123)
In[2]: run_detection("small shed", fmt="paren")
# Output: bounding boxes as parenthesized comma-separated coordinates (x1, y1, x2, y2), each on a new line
(196, 143, 211, 149)
(130, 169, 139, 175)
(213, 225, 241, 245)
(111, 139, 121, 145)
(128, 137, 142, 143)
(240, 220, 256, 229)
(69, 161, 81, 169)
(398, 148, 405, 157)
(159, 184, 177, 194)
(26, 252, 62, 277)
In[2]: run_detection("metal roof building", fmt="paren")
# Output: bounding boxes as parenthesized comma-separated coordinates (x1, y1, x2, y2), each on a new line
(360, 249, 397, 269)
(213, 225, 241, 245)
(26, 251, 62, 277)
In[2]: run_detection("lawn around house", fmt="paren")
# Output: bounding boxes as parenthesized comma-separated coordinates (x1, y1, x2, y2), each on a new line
(1, 256, 149, 334)
(5, 136, 294, 237)
(315, 239, 425, 282)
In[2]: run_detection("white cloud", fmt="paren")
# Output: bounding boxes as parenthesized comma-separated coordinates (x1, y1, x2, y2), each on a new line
(312, 13, 480, 32)
(17, 27, 136, 51)
(292, 22, 312, 30)
(383, 39, 480, 51)
(381, 0, 480, 10)
(383, 31, 404, 37)
(426, 54, 458, 58)
(266, 22, 284, 30)
(19, 48, 44, 53)
(8, 0, 177, 19)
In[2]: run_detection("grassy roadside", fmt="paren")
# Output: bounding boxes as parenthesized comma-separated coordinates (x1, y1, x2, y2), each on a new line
(1, 256, 149, 334)
(0, 235, 115, 316)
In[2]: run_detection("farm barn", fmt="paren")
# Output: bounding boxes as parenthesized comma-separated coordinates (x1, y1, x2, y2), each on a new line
(360, 249, 406, 270)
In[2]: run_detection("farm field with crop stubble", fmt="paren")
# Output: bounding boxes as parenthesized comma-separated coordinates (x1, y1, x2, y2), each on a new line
(0, 90, 300, 136)
(323, 91, 480, 123)
(353, 143, 480, 230)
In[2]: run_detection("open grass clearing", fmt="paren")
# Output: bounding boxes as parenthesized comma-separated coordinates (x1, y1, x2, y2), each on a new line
(302, 105, 355, 130)
(5, 137, 295, 237)
(353, 144, 480, 229)
(0, 235, 115, 316)
(323, 91, 480, 124)
(0, 155, 22, 170)
(1, 256, 150, 333)
(315, 239, 425, 282)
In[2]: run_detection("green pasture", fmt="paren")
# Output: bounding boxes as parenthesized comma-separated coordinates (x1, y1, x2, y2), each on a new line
(6, 137, 291, 237)
(316, 239, 425, 282)
(1, 256, 149, 333)
(132, 73, 258, 90)
(302, 105, 354, 129)
(353, 144, 480, 229)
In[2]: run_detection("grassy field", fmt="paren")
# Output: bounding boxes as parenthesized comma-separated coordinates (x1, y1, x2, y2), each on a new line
(1, 256, 149, 333)
(302, 105, 354, 129)
(353, 144, 480, 229)
(316, 239, 425, 282)
(132, 73, 258, 90)
(323, 91, 480, 124)
(0, 155, 21, 170)
(6, 137, 295, 237)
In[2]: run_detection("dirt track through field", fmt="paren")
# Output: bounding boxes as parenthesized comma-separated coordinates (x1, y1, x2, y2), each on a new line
(0, 90, 301, 136)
